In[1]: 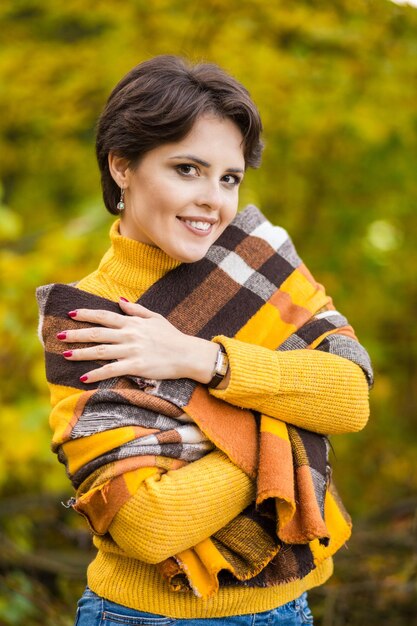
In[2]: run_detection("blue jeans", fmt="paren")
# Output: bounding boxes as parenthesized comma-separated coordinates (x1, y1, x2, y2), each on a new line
(74, 587, 314, 625)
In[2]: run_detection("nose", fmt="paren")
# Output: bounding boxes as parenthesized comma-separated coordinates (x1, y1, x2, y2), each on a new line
(195, 179, 223, 211)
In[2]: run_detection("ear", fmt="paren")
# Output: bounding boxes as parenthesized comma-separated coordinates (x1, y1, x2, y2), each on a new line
(108, 152, 131, 188)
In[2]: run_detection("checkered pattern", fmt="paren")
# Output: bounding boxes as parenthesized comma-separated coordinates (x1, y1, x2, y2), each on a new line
(37, 205, 372, 597)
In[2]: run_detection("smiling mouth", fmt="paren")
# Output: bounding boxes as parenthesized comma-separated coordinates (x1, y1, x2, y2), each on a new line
(177, 217, 216, 234)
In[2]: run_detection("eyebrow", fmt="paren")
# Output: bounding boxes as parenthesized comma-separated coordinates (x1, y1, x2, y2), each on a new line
(168, 154, 245, 174)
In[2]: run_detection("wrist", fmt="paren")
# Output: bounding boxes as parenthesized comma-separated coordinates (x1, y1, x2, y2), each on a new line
(187, 337, 229, 388)
(183, 336, 220, 384)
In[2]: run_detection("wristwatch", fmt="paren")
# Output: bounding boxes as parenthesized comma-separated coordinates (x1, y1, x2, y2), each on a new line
(208, 345, 229, 388)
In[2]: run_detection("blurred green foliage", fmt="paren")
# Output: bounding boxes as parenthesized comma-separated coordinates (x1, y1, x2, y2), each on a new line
(1, 0, 416, 623)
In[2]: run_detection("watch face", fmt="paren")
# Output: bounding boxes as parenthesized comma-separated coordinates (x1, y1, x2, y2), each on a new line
(219, 353, 229, 376)
(208, 348, 229, 388)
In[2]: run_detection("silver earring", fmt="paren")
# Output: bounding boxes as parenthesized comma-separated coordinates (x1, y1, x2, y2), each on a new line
(117, 187, 125, 212)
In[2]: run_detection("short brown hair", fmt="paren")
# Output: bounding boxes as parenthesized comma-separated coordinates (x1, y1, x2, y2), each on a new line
(96, 55, 264, 214)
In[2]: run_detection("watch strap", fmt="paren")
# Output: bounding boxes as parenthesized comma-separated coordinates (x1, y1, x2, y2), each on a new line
(208, 344, 229, 389)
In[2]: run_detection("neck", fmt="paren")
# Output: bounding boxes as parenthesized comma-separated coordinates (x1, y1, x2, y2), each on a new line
(98, 220, 182, 294)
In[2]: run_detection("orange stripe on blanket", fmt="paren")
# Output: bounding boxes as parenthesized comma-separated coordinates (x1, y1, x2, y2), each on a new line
(268, 290, 315, 330)
(278, 465, 329, 544)
(257, 419, 295, 528)
(184, 384, 258, 478)
(74, 466, 158, 535)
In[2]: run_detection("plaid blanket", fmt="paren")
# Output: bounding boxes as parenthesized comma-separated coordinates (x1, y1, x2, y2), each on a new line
(37, 205, 372, 598)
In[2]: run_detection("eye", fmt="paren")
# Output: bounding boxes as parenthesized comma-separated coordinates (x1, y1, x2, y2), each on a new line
(175, 164, 199, 177)
(222, 174, 242, 186)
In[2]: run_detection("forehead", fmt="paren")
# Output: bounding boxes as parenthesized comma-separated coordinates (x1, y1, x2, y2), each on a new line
(152, 115, 245, 166)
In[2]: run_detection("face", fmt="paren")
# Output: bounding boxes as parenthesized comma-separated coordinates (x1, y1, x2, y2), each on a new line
(113, 115, 245, 263)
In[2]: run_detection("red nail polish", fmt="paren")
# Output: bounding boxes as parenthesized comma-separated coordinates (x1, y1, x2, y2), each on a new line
(80, 375, 88, 382)
(68, 310, 78, 318)
(57, 332, 67, 340)
(62, 350, 73, 357)
(119, 297, 129, 302)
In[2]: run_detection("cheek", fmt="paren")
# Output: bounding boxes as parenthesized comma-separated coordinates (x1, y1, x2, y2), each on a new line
(223, 196, 239, 222)
(153, 181, 190, 214)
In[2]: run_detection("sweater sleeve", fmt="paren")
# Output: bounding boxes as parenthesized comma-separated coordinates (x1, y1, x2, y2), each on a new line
(109, 449, 255, 563)
(209, 337, 370, 435)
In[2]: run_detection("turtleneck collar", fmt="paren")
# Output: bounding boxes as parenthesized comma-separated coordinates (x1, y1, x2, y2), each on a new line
(98, 220, 182, 290)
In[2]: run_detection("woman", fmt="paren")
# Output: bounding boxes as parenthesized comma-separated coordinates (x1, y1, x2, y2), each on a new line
(37, 55, 372, 625)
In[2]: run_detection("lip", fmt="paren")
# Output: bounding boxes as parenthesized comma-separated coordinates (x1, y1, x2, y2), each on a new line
(177, 216, 216, 237)
(177, 216, 218, 225)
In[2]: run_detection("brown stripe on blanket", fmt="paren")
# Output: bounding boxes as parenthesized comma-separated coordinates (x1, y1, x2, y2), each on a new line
(139, 258, 216, 317)
(45, 352, 103, 390)
(257, 253, 296, 287)
(214, 223, 249, 251)
(200, 288, 265, 340)
(296, 318, 352, 346)
(248, 543, 315, 587)
(41, 283, 122, 317)
(289, 428, 328, 475)
(155, 430, 183, 444)
(234, 234, 277, 269)
(166, 269, 242, 335)
(110, 383, 187, 418)
(42, 314, 98, 354)
(139, 224, 250, 319)
(213, 513, 279, 579)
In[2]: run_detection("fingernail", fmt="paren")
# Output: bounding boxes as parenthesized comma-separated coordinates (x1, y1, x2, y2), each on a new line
(80, 375, 88, 382)
(57, 332, 67, 340)
(119, 297, 129, 302)
(68, 310, 78, 318)
(62, 350, 73, 357)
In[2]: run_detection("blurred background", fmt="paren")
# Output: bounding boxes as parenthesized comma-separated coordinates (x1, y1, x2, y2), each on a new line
(0, 0, 416, 624)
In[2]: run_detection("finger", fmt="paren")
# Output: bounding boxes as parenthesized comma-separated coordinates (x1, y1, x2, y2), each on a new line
(79, 361, 131, 384)
(57, 327, 121, 344)
(68, 308, 125, 328)
(63, 344, 130, 362)
(118, 298, 157, 319)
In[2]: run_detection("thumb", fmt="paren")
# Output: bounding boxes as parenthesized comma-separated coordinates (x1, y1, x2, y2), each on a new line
(118, 297, 156, 318)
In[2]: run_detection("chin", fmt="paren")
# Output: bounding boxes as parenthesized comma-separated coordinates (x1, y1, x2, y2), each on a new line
(172, 246, 209, 264)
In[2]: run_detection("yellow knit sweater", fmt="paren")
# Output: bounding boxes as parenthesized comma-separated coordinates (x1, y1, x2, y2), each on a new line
(61, 220, 369, 617)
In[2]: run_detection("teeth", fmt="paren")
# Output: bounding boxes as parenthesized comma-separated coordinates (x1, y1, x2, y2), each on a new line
(184, 220, 211, 231)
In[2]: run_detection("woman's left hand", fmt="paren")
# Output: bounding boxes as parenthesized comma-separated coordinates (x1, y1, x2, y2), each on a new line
(57, 298, 219, 384)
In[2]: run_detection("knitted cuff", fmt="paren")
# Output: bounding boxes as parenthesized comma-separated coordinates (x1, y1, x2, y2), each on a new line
(209, 336, 281, 407)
